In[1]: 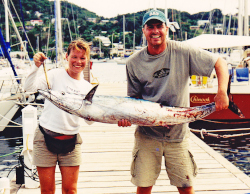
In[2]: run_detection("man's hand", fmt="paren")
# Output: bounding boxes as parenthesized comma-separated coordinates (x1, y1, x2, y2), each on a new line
(118, 119, 131, 127)
(214, 91, 229, 111)
(33, 52, 47, 68)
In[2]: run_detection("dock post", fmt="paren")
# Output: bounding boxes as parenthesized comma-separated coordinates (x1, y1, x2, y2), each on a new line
(21, 105, 40, 188)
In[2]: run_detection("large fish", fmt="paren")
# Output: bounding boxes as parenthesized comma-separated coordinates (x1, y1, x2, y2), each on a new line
(37, 83, 244, 127)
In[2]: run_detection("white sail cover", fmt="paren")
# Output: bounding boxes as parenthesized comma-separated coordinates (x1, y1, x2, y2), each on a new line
(184, 34, 250, 49)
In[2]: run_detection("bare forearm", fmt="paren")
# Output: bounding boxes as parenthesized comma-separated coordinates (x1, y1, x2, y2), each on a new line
(214, 57, 229, 110)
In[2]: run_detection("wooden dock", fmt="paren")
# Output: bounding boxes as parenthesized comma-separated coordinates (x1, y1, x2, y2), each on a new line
(15, 83, 250, 194)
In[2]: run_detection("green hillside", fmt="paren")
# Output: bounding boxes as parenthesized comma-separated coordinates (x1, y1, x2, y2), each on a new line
(0, 0, 237, 58)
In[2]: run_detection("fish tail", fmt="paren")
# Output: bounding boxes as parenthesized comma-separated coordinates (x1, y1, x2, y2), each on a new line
(227, 74, 245, 118)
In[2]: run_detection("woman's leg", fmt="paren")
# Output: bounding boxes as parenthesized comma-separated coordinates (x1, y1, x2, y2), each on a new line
(60, 166, 80, 194)
(37, 166, 56, 194)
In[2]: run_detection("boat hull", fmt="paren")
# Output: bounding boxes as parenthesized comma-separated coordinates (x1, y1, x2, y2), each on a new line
(0, 101, 20, 132)
(189, 93, 250, 129)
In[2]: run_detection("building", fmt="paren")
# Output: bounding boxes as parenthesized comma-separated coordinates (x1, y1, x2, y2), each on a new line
(87, 18, 97, 23)
(190, 26, 200, 30)
(30, 20, 43, 26)
(100, 20, 109, 25)
(95, 36, 111, 47)
(197, 20, 210, 26)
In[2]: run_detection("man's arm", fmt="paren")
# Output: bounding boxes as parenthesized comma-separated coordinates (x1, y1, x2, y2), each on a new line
(214, 57, 229, 111)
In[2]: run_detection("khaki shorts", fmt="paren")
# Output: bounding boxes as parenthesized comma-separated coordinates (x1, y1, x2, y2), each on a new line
(32, 127, 82, 167)
(131, 131, 198, 188)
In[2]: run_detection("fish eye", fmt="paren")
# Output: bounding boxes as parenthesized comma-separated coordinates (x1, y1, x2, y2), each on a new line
(61, 91, 65, 95)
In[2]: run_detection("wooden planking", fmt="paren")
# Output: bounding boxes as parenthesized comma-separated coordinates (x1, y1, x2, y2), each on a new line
(16, 83, 250, 194)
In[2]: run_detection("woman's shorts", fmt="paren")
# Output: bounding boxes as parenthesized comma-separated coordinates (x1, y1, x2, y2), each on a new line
(131, 131, 198, 188)
(32, 127, 82, 167)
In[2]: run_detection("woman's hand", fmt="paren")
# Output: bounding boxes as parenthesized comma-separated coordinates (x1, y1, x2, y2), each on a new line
(33, 52, 47, 68)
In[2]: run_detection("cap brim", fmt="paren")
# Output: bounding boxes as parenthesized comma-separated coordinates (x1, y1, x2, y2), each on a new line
(143, 17, 166, 26)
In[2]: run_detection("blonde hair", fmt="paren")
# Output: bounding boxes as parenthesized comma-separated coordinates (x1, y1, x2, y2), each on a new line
(67, 39, 90, 60)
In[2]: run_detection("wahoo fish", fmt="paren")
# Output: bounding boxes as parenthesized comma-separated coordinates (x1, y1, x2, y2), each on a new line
(38, 84, 244, 127)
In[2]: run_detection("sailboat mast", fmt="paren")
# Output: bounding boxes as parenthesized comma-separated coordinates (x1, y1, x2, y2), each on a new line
(4, 0, 9, 42)
(56, 0, 64, 65)
(165, 0, 169, 39)
(123, 15, 125, 57)
(238, 0, 243, 36)
(244, 0, 249, 36)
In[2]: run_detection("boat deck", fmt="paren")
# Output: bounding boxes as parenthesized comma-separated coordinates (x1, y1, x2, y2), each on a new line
(14, 83, 250, 194)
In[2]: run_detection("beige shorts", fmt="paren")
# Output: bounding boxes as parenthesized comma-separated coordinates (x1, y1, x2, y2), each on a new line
(32, 127, 82, 167)
(131, 131, 198, 188)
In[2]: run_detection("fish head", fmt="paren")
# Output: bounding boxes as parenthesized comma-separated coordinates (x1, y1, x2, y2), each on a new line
(38, 89, 85, 114)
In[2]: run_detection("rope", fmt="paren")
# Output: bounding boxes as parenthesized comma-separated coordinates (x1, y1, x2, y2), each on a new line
(199, 118, 250, 125)
(0, 113, 22, 126)
(191, 128, 250, 139)
(9, 0, 35, 54)
(0, 137, 23, 141)
(0, 148, 22, 158)
(0, 125, 22, 128)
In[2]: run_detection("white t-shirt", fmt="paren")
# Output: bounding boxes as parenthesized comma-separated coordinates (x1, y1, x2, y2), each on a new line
(24, 66, 93, 134)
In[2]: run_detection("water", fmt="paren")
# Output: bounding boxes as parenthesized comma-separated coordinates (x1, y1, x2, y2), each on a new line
(1, 62, 250, 179)
(194, 132, 250, 175)
(91, 62, 127, 83)
(0, 114, 23, 179)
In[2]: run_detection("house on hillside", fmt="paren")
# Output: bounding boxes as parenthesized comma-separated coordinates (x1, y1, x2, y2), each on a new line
(87, 18, 97, 23)
(197, 20, 210, 27)
(30, 20, 43, 26)
(100, 20, 109, 25)
(94, 36, 111, 47)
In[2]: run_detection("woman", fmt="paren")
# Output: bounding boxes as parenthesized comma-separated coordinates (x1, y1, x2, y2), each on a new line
(24, 39, 93, 194)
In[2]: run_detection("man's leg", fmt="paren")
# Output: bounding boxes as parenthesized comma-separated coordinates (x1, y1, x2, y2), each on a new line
(164, 139, 197, 194)
(131, 132, 162, 193)
(137, 186, 153, 194)
(178, 186, 194, 194)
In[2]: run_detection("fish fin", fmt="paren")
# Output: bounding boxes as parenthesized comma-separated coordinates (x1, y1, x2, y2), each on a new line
(227, 74, 232, 95)
(228, 101, 245, 118)
(85, 85, 99, 103)
(227, 75, 245, 118)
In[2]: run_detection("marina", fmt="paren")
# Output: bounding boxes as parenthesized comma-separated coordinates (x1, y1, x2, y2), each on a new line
(6, 82, 250, 194)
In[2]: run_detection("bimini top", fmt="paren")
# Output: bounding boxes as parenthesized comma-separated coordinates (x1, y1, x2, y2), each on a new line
(184, 34, 250, 49)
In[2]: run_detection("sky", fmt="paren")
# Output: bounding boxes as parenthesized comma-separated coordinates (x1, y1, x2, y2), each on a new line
(66, 0, 244, 18)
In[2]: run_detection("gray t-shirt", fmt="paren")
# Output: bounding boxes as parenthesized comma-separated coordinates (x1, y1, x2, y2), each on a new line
(126, 40, 218, 142)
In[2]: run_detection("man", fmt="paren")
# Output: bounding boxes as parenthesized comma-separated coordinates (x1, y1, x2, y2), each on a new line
(119, 9, 229, 194)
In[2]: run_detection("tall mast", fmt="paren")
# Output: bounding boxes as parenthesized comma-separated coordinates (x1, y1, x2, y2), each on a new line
(165, 0, 169, 39)
(238, 0, 243, 36)
(56, 0, 63, 64)
(123, 15, 125, 57)
(244, 0, 249, 36)
(4, 0, 9, 42)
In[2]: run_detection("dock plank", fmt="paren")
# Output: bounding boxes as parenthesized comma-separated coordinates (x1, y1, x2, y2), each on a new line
(16, 83, 250, 194)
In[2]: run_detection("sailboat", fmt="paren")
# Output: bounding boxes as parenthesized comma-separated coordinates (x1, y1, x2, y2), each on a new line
(0, 0, 34, 132)
(188, 0, 250, 130)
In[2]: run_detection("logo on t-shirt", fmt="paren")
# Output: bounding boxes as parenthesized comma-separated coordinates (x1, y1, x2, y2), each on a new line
(153, 68, 170, 78)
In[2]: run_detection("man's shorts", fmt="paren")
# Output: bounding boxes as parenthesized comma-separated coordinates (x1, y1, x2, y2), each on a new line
(131, 131, 198, 188)
(32, 127, 82, 167)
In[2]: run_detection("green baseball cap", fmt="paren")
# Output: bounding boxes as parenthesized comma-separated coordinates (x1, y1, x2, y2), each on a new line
(142, 9, 167, 26)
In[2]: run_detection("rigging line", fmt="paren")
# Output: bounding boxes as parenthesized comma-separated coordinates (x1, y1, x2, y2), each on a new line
(0, 137, 23, 140)
(0, 125, 22, 127)
(0, 113, 22, 126)
(9, 0, 35, 54)
(199, 118, 250, 124)
(191, 128, 250, 139)
(0, 148, 22, 158)
(71, 3, 77, 39)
